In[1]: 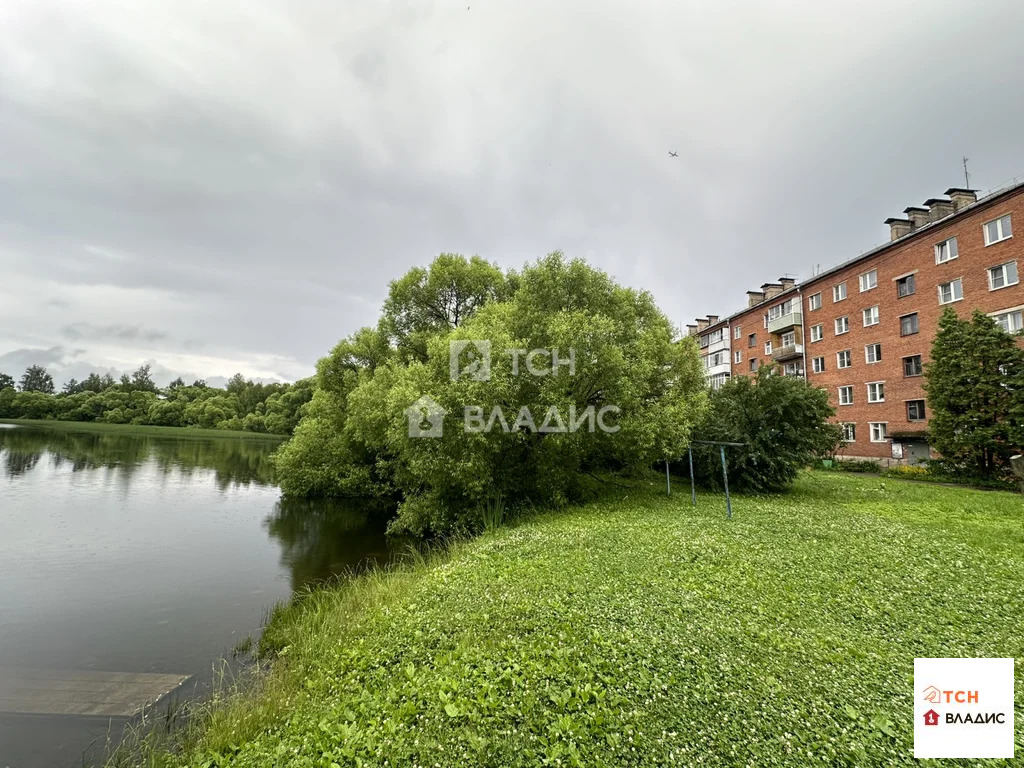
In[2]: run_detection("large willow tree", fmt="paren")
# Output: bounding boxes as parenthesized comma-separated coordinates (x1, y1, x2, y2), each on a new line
(274, 252, 707, 535)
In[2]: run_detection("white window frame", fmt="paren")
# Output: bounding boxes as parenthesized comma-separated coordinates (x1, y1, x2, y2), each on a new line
(835, 316, 850, 335)
(937, 278, 963, 305)
(988, 261, 1019, 291)
(808, 293, 822, 311)
(992, 309, 1024, 334)
(734, 349, 742, 364)
(734, 325, 742, 339)
(836, 350, 852, 369)
(867, 381, 885, 403)
(869, 422, 888, 443)
(863, 306, 880, 327)
(833, 282, 847, 303)
(838, 386, 854, 406)
(810, 324, 823, 342)
(983, 214, 1012, 246)
(764, 341, 773, 354)
(812, 356, 825, 373)
(859, 269, 878, 292)
(865, 343, 882, 364)
(934, 237, 958, 264)
(781, 330, 796, 347)
(840, 422, 856, 443)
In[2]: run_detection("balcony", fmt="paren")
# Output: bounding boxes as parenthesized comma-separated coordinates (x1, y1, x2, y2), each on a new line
(767, 309, 802, 334)
(706, 337, 730, 355)
(771, 343, 803, 362)
(705, 361, 732, 378)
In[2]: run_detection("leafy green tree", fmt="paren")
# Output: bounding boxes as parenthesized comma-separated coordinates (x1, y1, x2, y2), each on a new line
(0, 373, 15, 391)
(20, 365, 55, 394)
(277, 253, 708, 536)
(167, 377, 185, 391)
(925, 308, 1024, 478)
(381, 253, 510, 362)
(61, 378, 80, 395)
(129, 363, 158, 393)
(689, 365, 842, 492)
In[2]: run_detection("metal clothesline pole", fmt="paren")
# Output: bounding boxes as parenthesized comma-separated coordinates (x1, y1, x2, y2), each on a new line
(687, 440, 746, 519)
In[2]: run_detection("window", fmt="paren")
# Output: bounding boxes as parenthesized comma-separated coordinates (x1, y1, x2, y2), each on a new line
(809, 293, 822, 311)
(867, 382, 885, 403)
(865, 343, 882, 364)
(869, 422, 888, 443)
(837, 350, 852, 369)
(988, 261, 1019, 290)
(764, 341, 773, 354)
(833, 282, 847, 302)
(863, 306, 880, 326)
(859, 269, 878, 292)
(734, 350, 742, 364)
(783, 361, 802, 376)
(812, 356, 825, 373)
(897, 273, 916, 297)
(838, 386, 853, 405)
(734, 325, 742, 339)
(935, 237, 958, 263)
(766, 298, 798, 322)
(840, 423, 856, 442)
(705, 351, 728, 368)
(810, 324, 823, 342)
(984, 214, 1012, 245)
(835, 316, 850, 335)
(906, 400, 926, 422)
(781, 330, 795, 347)
(710, 372, 730, 390)
(938, 278, 963, 304)
(993, 310, 1024, 334)
(749, 358, 758, 372)
(900, 313, 919, 336)
(903, 354, 923, 377)
(748, 333, 756, 348)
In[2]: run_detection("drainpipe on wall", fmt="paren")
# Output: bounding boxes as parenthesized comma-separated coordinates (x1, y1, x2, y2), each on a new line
(798, 288, 807, 381)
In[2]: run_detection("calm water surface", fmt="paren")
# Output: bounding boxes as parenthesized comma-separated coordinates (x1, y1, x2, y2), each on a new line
(0, 424, 399, 768)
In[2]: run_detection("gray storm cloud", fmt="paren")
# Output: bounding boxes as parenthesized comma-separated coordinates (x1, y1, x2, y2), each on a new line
(2, 0, 1024, 387)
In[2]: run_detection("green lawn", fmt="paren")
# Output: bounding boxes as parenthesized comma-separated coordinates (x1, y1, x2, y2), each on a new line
(0, 418, 285, 441)
(126, 473, 1023, 767)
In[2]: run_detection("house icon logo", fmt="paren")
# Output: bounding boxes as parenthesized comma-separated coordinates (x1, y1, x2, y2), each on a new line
(405, 395, 446, 438)
(923, 709, 940, 726)
(922, 686, 941, 704)
(449, 340, 491, 381)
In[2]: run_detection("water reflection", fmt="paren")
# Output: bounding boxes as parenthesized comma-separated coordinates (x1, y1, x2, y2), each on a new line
(0, 425, 280, 489)
(265, 497, 404, 591)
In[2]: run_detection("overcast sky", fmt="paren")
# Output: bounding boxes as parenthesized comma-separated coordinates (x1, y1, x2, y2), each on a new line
(3, 0, 1024, 387)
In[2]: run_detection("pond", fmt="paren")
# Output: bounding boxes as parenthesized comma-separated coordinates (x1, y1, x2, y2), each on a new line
(0, 423, 401, 768)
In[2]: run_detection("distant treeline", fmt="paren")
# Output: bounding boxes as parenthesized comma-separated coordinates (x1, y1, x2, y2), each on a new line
(0, 364, 313, 435)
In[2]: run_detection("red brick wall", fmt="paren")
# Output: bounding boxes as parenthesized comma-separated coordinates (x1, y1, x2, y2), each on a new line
(801, 189, 1024, 459)
(727, 289, 803, 376)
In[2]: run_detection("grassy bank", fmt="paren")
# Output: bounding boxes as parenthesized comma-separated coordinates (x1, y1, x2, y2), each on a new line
(0, 418, 286, 441)
(118, 473, 1023, 767)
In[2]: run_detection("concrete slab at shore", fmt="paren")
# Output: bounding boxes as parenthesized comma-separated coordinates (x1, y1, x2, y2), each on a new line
(0, 668, 190, 717)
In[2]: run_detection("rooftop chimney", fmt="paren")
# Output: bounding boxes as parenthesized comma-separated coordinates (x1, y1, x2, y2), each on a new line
(945, 187, 978, 212)
(686, 324, 698, 337)
(696, 318, 710, 332)
(904, 207, 929, 230)
(778, 277, 796, 291)
(924, 198, 955, 222)
(746, 290, 764, 307)
(761, 282, 783, 300)
(707, 314, 720, 325)
(885, 217, 913, 241)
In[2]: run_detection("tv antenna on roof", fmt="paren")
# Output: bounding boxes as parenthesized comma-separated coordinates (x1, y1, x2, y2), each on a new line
(963, 156, 971, 189)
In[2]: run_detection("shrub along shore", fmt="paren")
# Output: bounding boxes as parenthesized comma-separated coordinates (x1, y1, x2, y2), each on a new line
(0, 418, 286, 441)
(110, 472, 1024, 767)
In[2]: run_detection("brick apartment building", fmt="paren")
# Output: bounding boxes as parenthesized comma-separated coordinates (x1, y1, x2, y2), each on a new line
(687, 181, 1024, 463)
